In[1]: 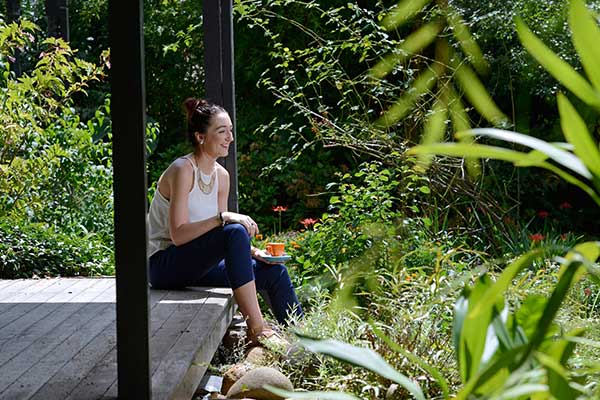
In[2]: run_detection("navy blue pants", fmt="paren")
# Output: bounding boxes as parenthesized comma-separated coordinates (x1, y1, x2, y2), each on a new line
(149, 223, 303, 325)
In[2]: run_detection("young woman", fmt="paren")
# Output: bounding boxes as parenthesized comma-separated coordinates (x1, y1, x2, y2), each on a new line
(147, 98, 303, 344)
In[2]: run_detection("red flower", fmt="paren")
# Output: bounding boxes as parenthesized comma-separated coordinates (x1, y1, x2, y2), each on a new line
(536, 210, 549, 218)
(529, 233, 545, 242)
(559, 201, 573, 209)
(300, 218, 318, 228)
(272, 205, 288, 213)
(584, 287, 592, 297)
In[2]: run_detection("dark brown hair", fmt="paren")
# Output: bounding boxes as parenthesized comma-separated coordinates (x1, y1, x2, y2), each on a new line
(182, 98, 227, 147)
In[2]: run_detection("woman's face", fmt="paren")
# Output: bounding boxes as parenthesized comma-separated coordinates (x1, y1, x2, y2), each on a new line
(198, 112, 234, 158)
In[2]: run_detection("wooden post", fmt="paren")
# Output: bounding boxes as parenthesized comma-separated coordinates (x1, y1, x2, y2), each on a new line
(6, 0, 22, 77)
(45, 0, 69, 41)
(203, 0, 239, 212)
(108, 0, 151, 398)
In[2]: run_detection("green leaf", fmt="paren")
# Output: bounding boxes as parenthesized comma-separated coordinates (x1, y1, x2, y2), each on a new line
(494, 383, 549, 399)
(451, 60, 508, 126)
(264, 386, 360, 400)
(370, 22, 442, 79)
(569, 0, 600, 90)
(448, 84, 480, 177)
(371, 324, 450, 399)
(516, 295, 548, 341)
(454, 345, 527, 400)
(381, 0, 432, 30)
(409, 142, 536, 164)
(419, 97, 448, 167)
(557, 93, 600, 178)
(458, 128, 592, 179)
(375, 65, 441, 128)
(536, 352, 579, 399)
(447, 11, 488, 76)
(516, 17, 600, 109)
(298, 337, 426, 400)
(519, 260, 584, 365)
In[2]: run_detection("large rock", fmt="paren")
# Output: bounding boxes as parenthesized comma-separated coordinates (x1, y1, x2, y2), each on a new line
(225, 367, 293, 400)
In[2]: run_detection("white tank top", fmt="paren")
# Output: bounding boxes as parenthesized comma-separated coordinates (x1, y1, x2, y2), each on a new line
(147, 156, 219, 257)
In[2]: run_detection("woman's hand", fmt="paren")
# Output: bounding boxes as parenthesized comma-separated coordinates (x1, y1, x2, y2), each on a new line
(222, 211, 259, 237)
(252, 248, 279, 265)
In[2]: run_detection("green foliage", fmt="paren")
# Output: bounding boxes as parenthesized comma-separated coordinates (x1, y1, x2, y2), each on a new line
(411, 0, 600, 207)
(283, 161, 401, 291)
(0, 19, 115, 275)
(0, 220, 113, 278)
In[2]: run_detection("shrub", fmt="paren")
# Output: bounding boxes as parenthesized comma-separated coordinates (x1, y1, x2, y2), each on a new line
(0, 219, 113, 278)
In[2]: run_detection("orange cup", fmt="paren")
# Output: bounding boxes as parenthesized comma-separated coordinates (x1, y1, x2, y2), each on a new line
(266, 242, 285, 256)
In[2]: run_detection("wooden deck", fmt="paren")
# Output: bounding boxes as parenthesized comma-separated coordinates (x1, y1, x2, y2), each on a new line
(0, 278, 234, 400)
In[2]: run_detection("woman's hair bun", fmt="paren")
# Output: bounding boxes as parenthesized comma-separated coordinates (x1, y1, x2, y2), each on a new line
(183, 98, 209, 120)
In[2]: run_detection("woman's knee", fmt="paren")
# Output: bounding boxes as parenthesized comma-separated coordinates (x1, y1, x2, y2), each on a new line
(223, 223, 249, 239)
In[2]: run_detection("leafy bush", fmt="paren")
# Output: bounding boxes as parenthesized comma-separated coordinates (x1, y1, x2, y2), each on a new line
(0, 19, 115, 275)
(0, 220, 113, 278)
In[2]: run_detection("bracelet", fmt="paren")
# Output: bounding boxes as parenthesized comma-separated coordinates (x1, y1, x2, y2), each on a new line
(217, 212, 224, 226)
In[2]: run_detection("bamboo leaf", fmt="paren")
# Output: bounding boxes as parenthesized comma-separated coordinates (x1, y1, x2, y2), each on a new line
(557, 93, 600, 178)
(298, 337, 426, 400)
(447, 11, 489, 75)
(419, 97, 448, 168)
(451, 60, 508, 126)
(467, 251, 542, 327)
(569, 0, 600, 90)
(265, 386, 360, 400)
(494, 383, 549, 399)
(382, 0, 432, 31)
(516, 17, 600, 109)
(370, 22, 442, 79)
(375, 65, 441, 128)
(447, 86, 480, 176)
(536, 352, 579, 399)
(519, 260, 584, 365)
(409, 142, 539, 164)
(454, 345, 527, 400)
(458, 128, 592, 179)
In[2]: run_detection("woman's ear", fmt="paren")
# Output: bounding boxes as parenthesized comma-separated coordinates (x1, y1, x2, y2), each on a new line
(195, 132, 206, 145)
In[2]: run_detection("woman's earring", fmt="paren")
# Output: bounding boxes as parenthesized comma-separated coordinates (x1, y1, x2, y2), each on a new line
(199, 138, 205, 145)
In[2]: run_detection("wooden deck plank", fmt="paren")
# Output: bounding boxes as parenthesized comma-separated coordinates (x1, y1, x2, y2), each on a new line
(0, 279, 79, 331)
(29, 290, 171, 400)
(0, 279, 92, 348)
(0, 279, 113, 332)
(0, 280, 113, 388)
(152, 289, 234, 400)
(0, 303, 116, 400)
(64, 289, 184, 400)
(0, 278, 28, 291)
(0, 278, 64, 305)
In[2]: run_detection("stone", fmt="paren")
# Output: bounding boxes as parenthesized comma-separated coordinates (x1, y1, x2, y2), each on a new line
(225, 367, 293, 400)
(222, 363, 252, 394)
(245, 346, 268, 365)
(223, 328, 246, 349)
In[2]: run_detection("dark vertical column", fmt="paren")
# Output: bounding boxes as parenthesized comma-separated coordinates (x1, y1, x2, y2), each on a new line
(203, 0, 239, 212)
(6, 0, 22, 76)
(45, 0, 69, 41)
(108, 0, 151, 398)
